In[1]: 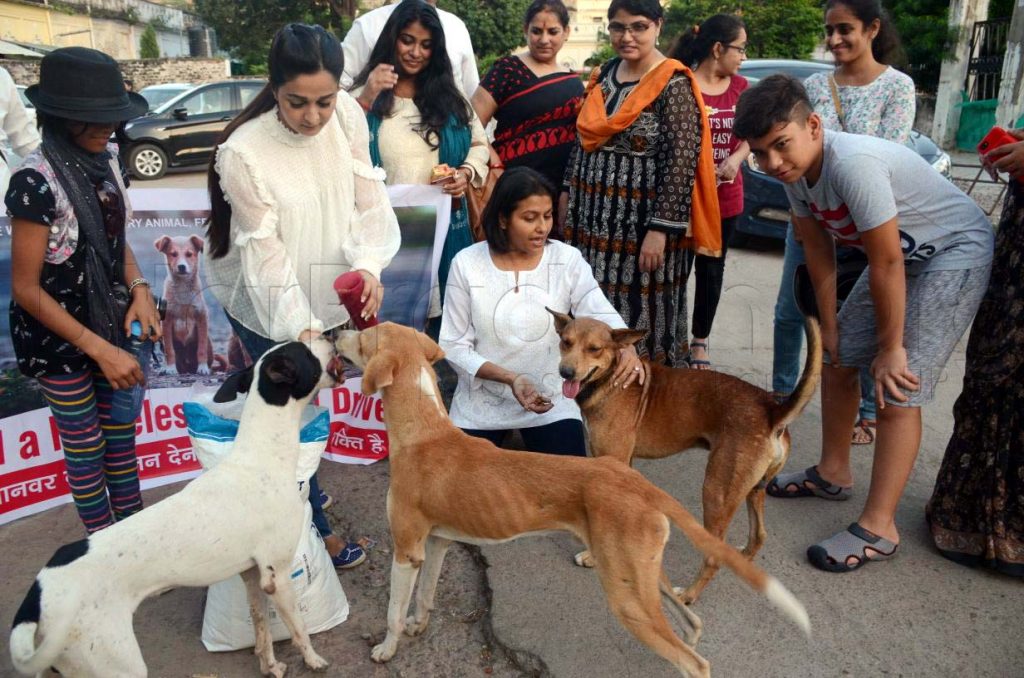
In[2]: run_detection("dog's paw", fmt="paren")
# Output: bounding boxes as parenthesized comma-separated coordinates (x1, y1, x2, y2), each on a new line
(370, 638, 398, 663)
(404, 614, 430, 636)
(303, 652, 329, 672)
(197, 363, 211, 375)
(672, 585, 698, 606)
(263, 660, 287, 678)
(573, 549, 595, 568)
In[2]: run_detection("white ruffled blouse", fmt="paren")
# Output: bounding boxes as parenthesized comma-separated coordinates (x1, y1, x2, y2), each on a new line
(205, 92, 400, 342)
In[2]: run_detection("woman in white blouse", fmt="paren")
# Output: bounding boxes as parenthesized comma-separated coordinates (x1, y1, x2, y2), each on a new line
(351, 0, 488, 322)
(440, 168, 642, 455)
(204, 23, 400, 569)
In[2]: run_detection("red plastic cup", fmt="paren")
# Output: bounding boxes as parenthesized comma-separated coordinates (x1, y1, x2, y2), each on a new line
(334, 271, 379, 330)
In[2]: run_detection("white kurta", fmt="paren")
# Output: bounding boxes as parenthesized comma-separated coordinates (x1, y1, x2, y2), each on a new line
(205, 93, 400, 342)
(440, 241, 626, 430)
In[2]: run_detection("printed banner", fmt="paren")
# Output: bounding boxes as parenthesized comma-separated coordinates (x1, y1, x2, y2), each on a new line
(0, 185, 449, 525)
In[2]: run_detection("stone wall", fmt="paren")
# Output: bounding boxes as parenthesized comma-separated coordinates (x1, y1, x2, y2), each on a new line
(1, 57, 229, 89)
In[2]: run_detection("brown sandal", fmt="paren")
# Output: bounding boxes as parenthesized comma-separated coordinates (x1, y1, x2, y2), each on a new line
(851, 418, 876, 445)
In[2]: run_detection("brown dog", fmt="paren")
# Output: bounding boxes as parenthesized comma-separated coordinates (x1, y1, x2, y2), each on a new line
(551, 310, 821, 604)
(335, 323, 810, 678)
(155, 234, 218, 374)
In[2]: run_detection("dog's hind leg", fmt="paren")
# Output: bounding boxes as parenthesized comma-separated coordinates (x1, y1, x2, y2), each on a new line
(743, 486, 768, 559)
(405, 535, 452, 637)
(592, 521, 710, 678)
(264, 569, 329, 672)
(676, 445, 768, 605)
(659, 571, 702, 646)
(241, 567, 287, 678)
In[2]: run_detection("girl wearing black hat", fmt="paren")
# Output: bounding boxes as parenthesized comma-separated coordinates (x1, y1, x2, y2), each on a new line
(5, 47, 161, 533)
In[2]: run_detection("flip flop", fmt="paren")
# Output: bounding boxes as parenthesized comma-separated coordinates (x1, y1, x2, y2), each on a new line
(687, 340, 711, 370)
(807, 522, 899, 573)
(766, 465, 852, 500)
(851, 418, 876, 445)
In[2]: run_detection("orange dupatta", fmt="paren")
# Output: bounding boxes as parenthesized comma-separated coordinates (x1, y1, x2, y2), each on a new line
(576, 58, 722, 257)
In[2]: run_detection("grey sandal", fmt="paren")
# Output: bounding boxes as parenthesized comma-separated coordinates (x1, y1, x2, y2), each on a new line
(807, 522, 899, 573)
(766, 465, 852, 501)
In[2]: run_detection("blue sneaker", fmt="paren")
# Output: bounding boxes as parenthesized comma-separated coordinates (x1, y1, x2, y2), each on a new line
(332, 542, 366, 569)
(319, 489, 334, 510)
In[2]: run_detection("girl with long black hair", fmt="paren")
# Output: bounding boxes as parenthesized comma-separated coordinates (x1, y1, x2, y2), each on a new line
(204, 23, 400, 569)
(352, 0, 488, 319)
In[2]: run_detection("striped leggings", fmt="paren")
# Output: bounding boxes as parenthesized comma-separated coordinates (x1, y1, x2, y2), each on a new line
(38, 369, 143, 533)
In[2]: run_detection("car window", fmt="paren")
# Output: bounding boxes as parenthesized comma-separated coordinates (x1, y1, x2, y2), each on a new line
(740, 64, 832, 81)
(18, 88, 33, 108)
(239, 83, 264, 108)
(179, 86, 233, 116)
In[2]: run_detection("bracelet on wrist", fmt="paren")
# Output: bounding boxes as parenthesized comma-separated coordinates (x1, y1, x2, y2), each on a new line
(127, 278, 150, 295)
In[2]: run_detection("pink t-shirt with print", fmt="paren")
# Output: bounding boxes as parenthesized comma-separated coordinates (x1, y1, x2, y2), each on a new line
(701, 74, 748, 218)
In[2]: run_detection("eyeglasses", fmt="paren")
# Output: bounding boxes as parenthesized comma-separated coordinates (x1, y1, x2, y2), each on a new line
(722, 44, 747, 55)
(607, 21, 654, 38)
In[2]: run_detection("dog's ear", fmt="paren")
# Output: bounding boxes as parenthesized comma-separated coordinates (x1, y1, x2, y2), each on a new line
(546, 307, 573, 334)
(610, 328, 647, 348)
(190, 234, 205, 253)
(213, 366, 254, 402)
(155, 235, 171, 253)
(264, 354, 298, 386)
(416, 332, 445, 364)
(361, 349, 399, 394)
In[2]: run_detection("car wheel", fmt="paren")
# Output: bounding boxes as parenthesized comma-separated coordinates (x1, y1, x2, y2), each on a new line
(129, 143, 168, 180)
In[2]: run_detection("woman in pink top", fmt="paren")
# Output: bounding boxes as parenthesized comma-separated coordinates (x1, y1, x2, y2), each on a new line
(668, 15, 749, 369)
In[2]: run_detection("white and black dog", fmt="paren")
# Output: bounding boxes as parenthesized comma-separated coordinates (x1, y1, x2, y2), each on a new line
(10, 339, 340, 678)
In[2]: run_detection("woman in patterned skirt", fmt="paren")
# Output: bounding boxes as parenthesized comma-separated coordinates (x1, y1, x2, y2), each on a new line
(471, 0, 583, 189)
(926, 135, 1024, 577)
(560, 0, 721, 365)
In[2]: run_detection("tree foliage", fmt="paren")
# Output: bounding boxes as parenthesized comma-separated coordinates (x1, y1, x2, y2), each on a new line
(885, 1, 954, 93)
(194, 0, 355, 71)
(436, 0, 531, 65)
(663, 0, 822, 60)
(139, 24, 160, 59)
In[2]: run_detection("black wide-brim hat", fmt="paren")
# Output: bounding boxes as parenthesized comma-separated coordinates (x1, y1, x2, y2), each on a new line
(25, 47, 149, 124)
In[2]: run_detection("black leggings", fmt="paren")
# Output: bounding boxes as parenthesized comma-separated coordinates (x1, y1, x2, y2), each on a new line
(685, 215, 738, 340)
(462, 418, 587, 457)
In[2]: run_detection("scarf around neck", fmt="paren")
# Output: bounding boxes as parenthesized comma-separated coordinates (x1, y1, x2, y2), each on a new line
(576, 57, 723, 257)
(41, 127, 128, 346)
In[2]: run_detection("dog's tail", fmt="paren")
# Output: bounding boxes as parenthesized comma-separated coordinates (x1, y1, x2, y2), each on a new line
(771, 316, 822, 433)
(658, 492, 811, 636)
(10, 582, 76, 676)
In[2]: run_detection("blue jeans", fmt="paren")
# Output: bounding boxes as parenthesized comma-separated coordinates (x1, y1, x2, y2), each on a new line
(225, 314, 334, 538)
(772, 225, 877, 422)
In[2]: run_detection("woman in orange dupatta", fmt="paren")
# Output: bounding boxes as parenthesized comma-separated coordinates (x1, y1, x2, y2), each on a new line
(560, 0, 720, 366)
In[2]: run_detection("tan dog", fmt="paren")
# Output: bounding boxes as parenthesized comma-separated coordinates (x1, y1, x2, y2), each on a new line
(551, 310, 821, 605)
(155, 234, 219, 374)
(335, 323, 810, 678)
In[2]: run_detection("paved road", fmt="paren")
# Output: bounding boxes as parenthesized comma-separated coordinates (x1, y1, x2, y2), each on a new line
(1, 168, 1020, 677)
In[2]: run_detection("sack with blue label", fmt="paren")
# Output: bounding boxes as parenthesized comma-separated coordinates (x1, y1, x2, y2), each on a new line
(181, 389, 348, 652)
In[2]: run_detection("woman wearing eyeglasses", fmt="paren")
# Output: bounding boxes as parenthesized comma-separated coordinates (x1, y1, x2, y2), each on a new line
(561, 0, 721, 366)
(5, 48, 161, 534)
(668, 14, 749, 370)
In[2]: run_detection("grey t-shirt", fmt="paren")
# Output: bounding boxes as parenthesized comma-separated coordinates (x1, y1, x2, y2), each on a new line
(785, 130, 993, 272)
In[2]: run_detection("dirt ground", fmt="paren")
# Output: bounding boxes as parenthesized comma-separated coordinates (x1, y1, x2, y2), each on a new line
(0, 457, 538, 678)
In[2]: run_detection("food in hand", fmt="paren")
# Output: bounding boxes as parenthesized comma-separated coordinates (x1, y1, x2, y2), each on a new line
(430, 163, 457, 184)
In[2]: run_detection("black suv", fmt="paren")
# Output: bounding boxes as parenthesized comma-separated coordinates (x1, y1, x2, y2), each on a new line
(120, 79, 265, 180)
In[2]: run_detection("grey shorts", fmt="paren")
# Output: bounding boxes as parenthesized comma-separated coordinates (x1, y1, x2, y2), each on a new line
(832, 264, 992, 407)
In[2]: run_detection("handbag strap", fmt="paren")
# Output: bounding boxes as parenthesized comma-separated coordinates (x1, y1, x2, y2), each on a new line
(828, 74, 847, 131)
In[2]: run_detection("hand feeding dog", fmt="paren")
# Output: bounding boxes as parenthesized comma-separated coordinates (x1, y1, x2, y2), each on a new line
(335, 322, 810, 678)
(9, 338, 342, 678)
(550, 309, 822, 605)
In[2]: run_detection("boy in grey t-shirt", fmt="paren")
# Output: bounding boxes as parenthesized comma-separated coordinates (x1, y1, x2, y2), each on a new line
(733, 75, 993, 574)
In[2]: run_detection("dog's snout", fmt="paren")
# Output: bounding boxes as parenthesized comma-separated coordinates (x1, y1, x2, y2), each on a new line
(559, 365, 575, 380)
(176, 263, 188, 273)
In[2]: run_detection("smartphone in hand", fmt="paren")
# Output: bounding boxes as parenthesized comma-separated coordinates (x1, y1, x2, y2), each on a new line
(977, 126, 1017, 155)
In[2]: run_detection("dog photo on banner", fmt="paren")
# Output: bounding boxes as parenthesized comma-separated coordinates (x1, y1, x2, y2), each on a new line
(0, 184, 448, 524)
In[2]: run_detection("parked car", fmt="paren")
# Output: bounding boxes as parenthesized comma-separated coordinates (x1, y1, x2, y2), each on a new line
(121, 79, 265, 180)
(733, 59, 952, 245)
(138, 82, 193, 111)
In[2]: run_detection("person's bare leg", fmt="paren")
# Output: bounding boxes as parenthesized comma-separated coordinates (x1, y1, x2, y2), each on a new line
(856, 405, 921, 545)
(815, 364, 860, 487)
(324, 534, 343, 558)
